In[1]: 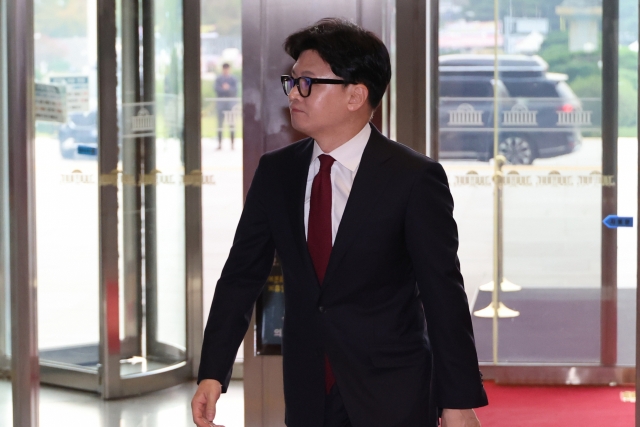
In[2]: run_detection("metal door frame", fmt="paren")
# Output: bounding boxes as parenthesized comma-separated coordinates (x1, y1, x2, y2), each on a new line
(0, 0, 10, 378)
(395, 0, 426, 155)
(635, 2, 640, 425)
(6, 0, 39, 424)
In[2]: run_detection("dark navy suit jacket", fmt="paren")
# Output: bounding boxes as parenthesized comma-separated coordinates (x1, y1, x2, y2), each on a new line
(198, 124, 488, 427)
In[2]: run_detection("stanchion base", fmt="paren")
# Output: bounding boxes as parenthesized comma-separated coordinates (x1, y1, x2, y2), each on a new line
(620, 391, 635, 403)
(479, 278, 522, 292)
(473, 302, 520, 318)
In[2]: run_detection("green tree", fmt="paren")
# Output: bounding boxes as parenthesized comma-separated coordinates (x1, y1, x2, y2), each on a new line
(202, 0, 241, 36)
(538, 30, 601, 81)
(457, 0, 565, 29)
(34, 0, 86, 38)
(618, 78, 637, 128)
(619, 46, 638, 84)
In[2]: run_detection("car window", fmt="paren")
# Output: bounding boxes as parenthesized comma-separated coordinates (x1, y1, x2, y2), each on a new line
(502, 80, 559, 98)
(495, 81, 510, 98)
(440, 80, 494, 98)
(555, 81, 578, 101)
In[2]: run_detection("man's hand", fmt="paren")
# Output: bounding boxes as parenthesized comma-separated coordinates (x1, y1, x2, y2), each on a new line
(441, 409, 481, 427)
(191, 379, 224, 427)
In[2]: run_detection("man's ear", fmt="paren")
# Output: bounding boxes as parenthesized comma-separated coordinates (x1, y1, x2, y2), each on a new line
(347, 84, 369, 112)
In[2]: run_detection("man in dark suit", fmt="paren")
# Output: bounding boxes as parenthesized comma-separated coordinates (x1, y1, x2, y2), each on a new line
(192, 18, 488, 427)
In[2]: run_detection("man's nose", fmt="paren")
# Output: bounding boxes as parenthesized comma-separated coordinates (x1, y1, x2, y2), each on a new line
(288, 85, 302, 101)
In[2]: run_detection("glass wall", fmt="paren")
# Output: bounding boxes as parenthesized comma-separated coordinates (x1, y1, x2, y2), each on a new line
(438, 0, 634, 367)
(200, 0, 244, 363)
(152, 0, 187, 355)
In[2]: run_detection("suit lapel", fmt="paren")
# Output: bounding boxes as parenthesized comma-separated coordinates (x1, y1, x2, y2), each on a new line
(289, 138, 321, 288)
(322, 126, 393, 289)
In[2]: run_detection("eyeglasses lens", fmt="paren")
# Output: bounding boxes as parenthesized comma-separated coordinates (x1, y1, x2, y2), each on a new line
(282, 76, 312, 97)
(299, 78, 311, 97)
(282, 77, 294, 95)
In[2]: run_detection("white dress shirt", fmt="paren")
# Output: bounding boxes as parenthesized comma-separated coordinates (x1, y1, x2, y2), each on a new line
(304, 123, 371, 244)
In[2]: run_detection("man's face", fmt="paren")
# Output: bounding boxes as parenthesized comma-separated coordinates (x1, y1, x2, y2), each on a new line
(288, 50, 352, 138)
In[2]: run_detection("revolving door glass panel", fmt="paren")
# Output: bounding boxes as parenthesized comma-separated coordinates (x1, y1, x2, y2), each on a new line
(116, 0, 187, 378)
(34, 0, 101, 373)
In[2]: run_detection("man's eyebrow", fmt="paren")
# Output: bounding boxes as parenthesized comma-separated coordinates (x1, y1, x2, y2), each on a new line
(291, 69, 317, 78)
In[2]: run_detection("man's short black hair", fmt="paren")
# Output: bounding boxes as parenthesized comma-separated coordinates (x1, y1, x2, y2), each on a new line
(283, 18, 391, 110)
(222, 63, 231, 69)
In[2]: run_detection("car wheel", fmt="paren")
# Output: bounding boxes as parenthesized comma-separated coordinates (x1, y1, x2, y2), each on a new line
(498, 136, 535, 165)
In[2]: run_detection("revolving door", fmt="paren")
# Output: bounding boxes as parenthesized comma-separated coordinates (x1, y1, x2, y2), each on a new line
(34, 0, 202, 398)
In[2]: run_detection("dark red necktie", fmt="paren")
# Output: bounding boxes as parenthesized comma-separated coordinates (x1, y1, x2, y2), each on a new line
(307, 154, 336, 394)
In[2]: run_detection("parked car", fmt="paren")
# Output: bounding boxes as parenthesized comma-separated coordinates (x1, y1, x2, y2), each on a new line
(439, 54, 582, 164)
(58, 110, 98, 159)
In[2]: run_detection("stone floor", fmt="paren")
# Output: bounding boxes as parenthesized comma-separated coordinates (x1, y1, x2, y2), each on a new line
(1, 379, 244, 427)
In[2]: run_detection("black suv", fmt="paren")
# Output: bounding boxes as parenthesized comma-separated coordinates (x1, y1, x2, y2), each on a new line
(439, 54, 582, 164)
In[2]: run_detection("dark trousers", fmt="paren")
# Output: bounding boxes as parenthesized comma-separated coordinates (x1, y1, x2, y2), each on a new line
(216, 103, 235, 149)
(324, 385, 352, 427)
(323, 384, 440, 427)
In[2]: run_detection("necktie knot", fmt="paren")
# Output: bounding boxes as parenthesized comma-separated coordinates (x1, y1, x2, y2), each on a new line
(318, 154, 335, 172)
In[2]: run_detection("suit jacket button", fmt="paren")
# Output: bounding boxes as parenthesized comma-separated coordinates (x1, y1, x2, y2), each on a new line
(318, 306, 325, 313)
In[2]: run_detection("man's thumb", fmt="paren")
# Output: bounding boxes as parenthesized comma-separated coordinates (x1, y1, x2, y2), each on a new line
(205, 394, 216, 421)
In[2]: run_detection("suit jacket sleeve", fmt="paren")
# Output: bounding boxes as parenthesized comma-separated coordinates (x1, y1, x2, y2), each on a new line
(404, 161, 488, 409)
(197, 155, 275, 391)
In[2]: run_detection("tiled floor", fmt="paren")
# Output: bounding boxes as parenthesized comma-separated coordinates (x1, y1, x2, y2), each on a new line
(1, 379, 244, 427)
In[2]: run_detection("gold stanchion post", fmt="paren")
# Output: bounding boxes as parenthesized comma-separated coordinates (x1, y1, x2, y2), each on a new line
(472, 0, 520, 365)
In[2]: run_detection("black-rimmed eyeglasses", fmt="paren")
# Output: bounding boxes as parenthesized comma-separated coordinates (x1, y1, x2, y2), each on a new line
(281, 75, 352, 98)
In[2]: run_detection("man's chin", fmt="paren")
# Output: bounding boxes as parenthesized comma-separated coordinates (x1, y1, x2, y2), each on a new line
(290, 120, 310, 136)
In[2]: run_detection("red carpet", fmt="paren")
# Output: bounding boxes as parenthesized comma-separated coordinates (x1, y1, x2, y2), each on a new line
(475, 381, 635, 427)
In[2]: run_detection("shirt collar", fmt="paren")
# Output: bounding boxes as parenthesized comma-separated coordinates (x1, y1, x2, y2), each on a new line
(311, 123, 371, 172)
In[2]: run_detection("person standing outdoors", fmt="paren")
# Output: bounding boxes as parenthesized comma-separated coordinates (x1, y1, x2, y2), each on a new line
(193, 18, 488, 427)
(214, 62, 238, 150)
